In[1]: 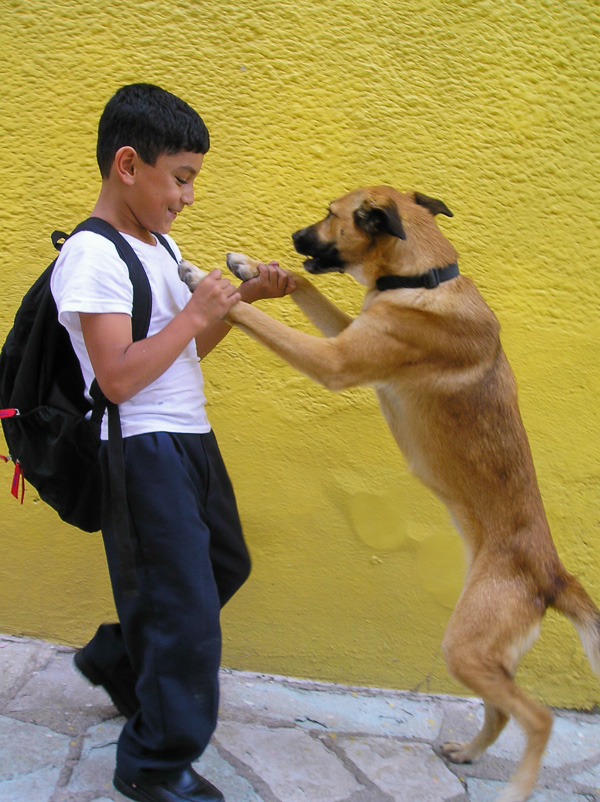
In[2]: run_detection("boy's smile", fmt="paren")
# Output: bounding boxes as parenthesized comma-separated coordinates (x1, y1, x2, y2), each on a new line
(126, 150, 204, 241)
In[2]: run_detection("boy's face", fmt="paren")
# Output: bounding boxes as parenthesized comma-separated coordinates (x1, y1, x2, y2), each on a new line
(130, 150, 204, 235)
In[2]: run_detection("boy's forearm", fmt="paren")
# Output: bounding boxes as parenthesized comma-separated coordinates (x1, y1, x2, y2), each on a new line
(194, 272, 288, 358)
(81, 270, 240, 403)
(195, 320, 232, 359)
(82, 310, 200, 404)
(119, 313, 205, 400)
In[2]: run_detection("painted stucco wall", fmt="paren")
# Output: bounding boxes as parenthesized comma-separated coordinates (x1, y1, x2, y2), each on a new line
(0, 0, 599, 708)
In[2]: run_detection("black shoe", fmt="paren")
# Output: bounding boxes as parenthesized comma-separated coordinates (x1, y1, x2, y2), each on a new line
(73, 649, 139, 719)
(113, 767, 225, 802)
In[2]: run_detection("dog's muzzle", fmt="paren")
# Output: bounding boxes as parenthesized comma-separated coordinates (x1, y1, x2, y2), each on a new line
(292, 228, 345, 274)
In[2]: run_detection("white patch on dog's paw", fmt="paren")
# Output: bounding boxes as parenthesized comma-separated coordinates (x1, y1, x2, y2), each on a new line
(178, 259, 208, 292)
(226, 252, 260, 282)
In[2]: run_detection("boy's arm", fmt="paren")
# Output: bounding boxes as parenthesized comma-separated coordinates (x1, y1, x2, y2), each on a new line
(194, 262, 295, 358)
(80, 269, 239, 403)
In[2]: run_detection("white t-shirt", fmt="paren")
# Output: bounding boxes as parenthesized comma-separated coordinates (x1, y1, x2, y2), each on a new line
(50, 229, 210, 440)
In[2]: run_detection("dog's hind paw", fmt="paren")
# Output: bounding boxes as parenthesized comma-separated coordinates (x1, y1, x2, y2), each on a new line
(441, 740, 475, 764)
(495, 785, 532, 802)
(178, 259, 209, 292)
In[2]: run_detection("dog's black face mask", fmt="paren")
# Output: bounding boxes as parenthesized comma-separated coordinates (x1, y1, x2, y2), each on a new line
(292, 227, 346, 274)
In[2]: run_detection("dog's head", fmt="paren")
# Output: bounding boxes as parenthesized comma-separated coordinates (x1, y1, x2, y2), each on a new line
(292, 186, 458, 287)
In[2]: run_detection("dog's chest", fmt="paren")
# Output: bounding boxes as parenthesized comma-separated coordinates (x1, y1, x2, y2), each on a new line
(375, 385, 432, 479)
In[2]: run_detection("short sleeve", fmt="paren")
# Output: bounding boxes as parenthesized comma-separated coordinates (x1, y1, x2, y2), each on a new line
(51, 230, 134, 332)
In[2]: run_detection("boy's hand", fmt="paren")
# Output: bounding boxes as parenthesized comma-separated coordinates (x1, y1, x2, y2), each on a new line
(186, 269, 241, 330)
(238, 262, 296, 304)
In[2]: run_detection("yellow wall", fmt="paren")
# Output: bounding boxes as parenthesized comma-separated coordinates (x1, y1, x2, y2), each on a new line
(1, 0, 599, 708)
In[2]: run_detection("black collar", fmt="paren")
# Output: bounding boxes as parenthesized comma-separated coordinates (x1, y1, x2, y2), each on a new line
(376, 262, 459, 291)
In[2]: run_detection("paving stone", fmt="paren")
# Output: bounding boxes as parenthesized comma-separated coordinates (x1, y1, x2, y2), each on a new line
(0, 638, 41, 697)
(466, 778, 595, 800)
(484, 712, 600, 771)
(439, 699, 485, 746)
(216, 721, 362, 801)
(6, 650, 119, 733)
(70, 724, 265, 801)
(67, 720, 120, 793)
(0, 764, 62, 802)
(570, 763, 600, 793)
(220, 673, 443, 739)
(3, 636, 600, 802)
(339, 736, 465, 801)
(0, 714, 70, 780)
(193, 744, 265, 802)
(543, 714, 600, 770)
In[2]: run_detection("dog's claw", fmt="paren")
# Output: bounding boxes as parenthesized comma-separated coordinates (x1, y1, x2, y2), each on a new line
(178, 259, 208, 292)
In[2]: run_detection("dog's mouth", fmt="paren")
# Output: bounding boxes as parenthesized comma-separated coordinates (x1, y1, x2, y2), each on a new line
(292, 229, 345, 274)
(301, 256, 345, 274)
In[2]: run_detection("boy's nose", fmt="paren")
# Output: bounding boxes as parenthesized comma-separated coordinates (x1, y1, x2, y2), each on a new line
(182, 184, 194, 205)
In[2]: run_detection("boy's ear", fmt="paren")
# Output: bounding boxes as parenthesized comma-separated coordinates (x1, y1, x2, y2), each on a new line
(113, 146, 139, 185)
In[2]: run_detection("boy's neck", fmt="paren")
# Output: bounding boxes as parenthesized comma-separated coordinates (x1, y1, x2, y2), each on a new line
(91, 189, 156, 246)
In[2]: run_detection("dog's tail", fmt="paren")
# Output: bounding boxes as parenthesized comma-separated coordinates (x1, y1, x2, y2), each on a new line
(551, 573, 600, 674)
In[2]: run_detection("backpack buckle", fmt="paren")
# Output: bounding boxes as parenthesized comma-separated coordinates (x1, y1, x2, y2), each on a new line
(51, 230, 69, 251)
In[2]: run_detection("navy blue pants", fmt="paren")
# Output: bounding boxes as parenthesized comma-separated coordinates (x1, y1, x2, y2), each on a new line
(89, 430, 250, 784)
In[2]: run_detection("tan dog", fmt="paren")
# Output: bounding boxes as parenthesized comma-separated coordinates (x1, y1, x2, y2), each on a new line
(179, 187, 600, 802)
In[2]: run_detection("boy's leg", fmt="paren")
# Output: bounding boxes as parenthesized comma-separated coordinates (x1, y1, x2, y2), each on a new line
(203, 430, 251, 606)
(74, 623, 139, 718)
(99, 431, 246, 786)
(77, 430, 250, 728)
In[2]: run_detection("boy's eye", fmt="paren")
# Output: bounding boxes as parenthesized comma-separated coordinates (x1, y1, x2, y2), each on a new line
(175, 177, 188, 185)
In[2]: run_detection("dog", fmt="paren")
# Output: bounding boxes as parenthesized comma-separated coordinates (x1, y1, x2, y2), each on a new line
(179, 186, 600, 802)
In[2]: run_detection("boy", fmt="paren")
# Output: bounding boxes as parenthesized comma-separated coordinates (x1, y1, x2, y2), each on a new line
(51, 83, 294, 802)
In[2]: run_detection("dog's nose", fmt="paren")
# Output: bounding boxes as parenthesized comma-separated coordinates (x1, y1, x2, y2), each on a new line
(292, 227, 313, 254)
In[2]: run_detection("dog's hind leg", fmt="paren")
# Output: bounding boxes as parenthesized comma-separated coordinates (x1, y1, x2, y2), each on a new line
(442, 674, 552, 802)
(442, 590, 552, 802)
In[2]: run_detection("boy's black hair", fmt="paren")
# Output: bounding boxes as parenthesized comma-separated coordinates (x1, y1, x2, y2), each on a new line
(97, 83, 210, 178)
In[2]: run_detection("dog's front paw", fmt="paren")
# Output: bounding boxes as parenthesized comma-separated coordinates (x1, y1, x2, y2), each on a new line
(226, 252, 261, 282)
(179, 259, 209, 292)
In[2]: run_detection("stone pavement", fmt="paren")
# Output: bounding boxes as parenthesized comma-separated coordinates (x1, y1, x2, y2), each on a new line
(1, 635, 600, 802)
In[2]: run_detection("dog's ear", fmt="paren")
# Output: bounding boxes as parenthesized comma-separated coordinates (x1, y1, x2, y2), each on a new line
(413, 192, 453, 218)
(353, 202, 406, 240)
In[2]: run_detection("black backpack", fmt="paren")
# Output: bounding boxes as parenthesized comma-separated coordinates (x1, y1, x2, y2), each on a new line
(0, 217, 177, 595)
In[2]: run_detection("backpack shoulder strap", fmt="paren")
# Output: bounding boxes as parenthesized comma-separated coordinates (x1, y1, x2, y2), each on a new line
(57, 218, 154, 598)
(152, 231, 179, 263)
(67, 218, 152, 342)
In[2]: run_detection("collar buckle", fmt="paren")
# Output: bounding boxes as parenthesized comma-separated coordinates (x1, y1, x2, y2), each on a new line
(423, 268, 440, 289)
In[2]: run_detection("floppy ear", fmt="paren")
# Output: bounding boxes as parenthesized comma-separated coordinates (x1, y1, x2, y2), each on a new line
(353, 202, 406, 240)
(413, 192, 453, 217)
